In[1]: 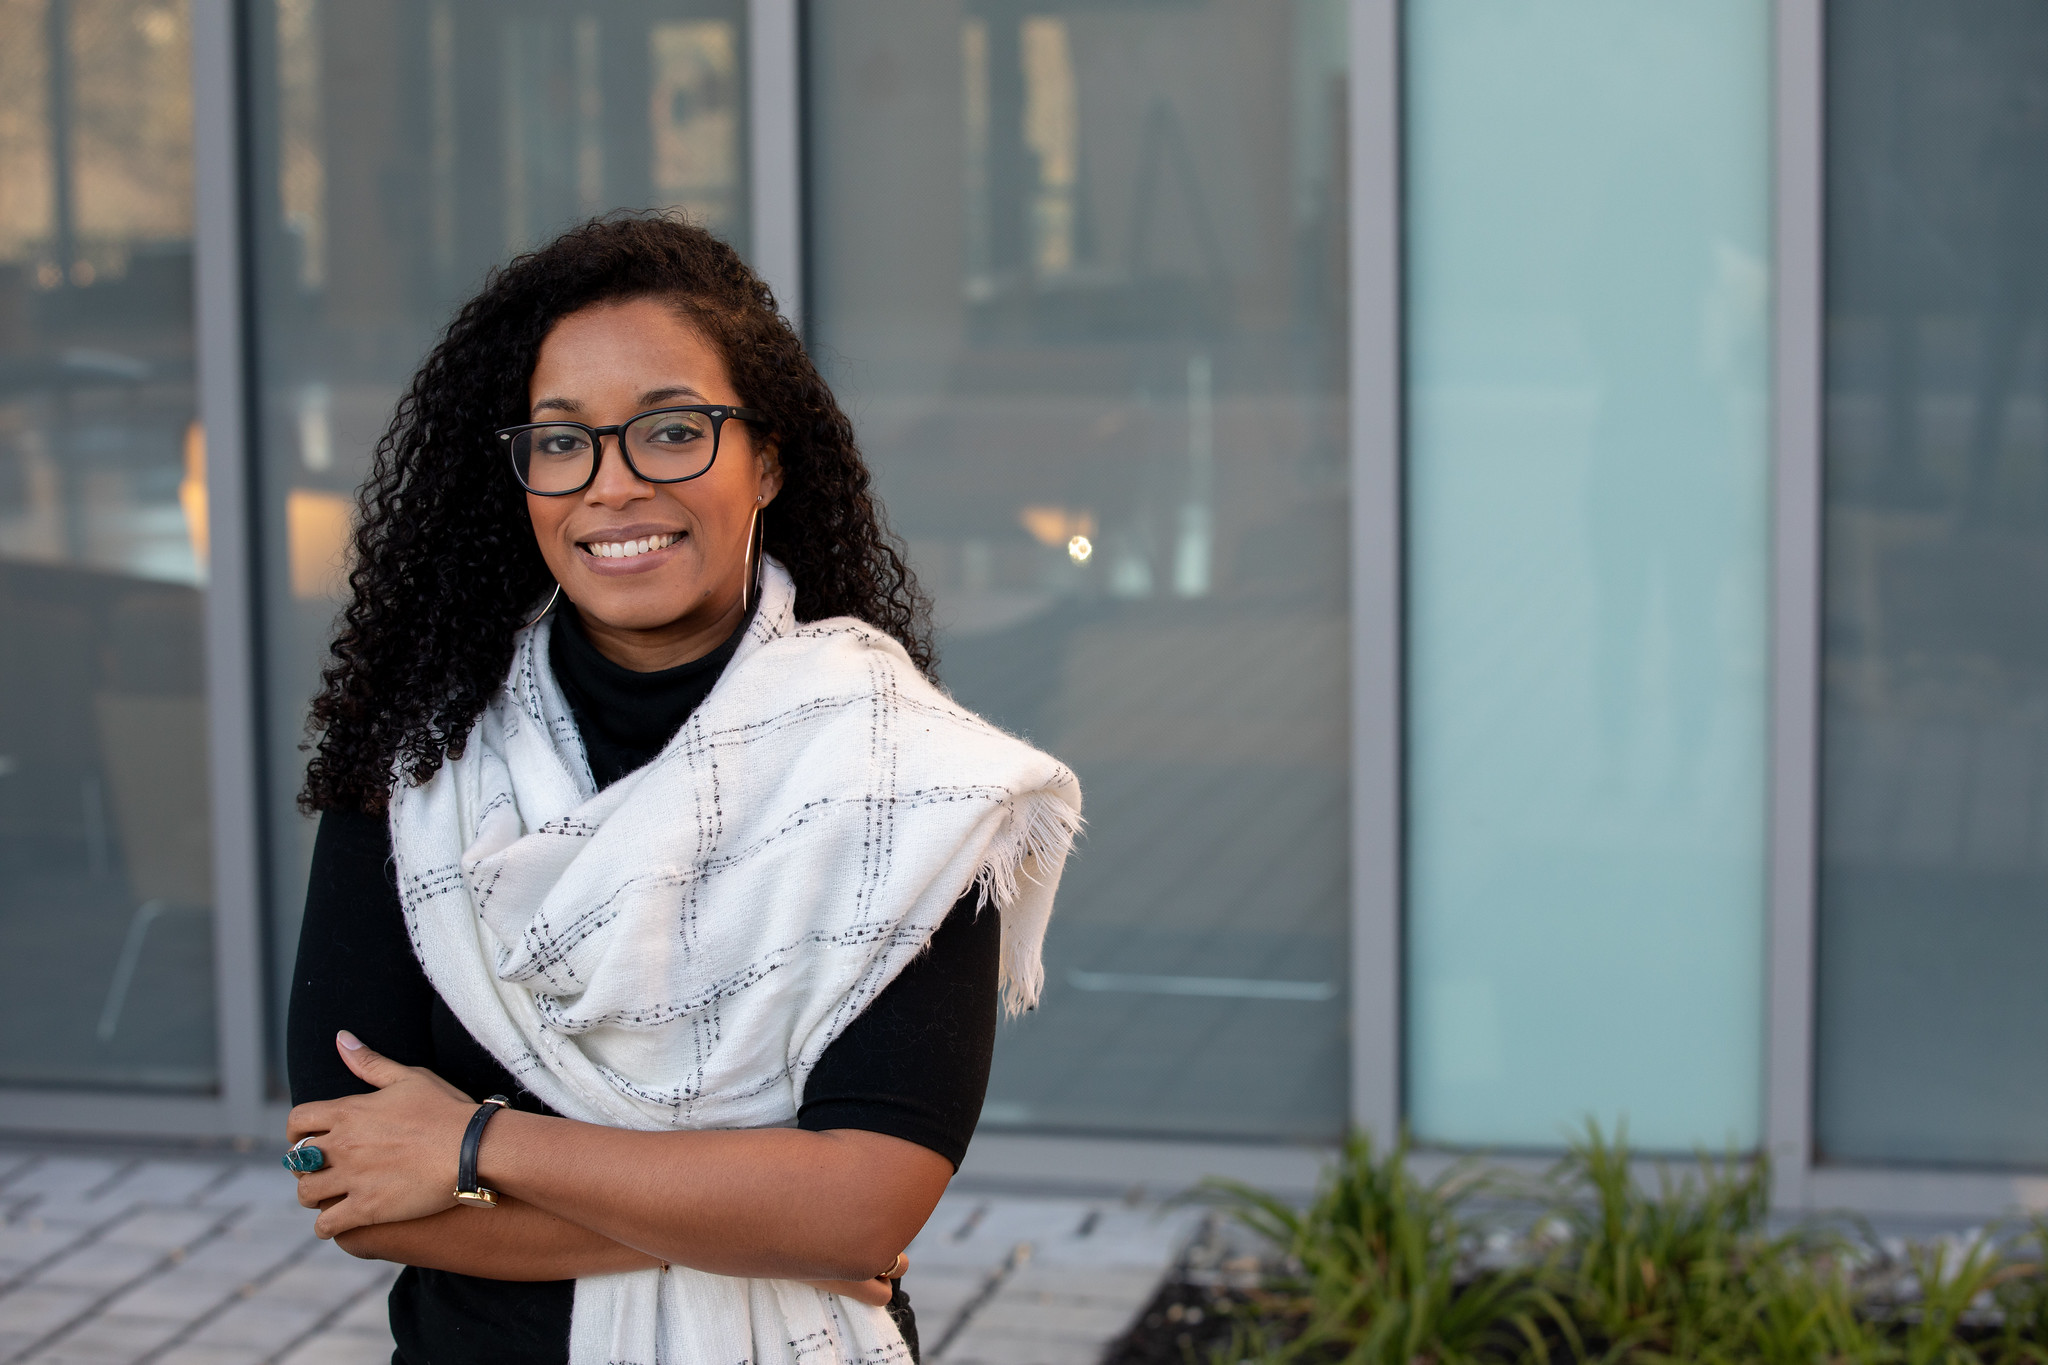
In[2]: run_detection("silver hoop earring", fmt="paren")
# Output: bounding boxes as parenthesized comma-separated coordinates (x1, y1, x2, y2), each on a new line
(522, 583, 562, 630)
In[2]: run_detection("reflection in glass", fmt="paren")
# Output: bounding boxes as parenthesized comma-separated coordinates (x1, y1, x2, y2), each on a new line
(1818, 2, 2048, 1168)
(1403, 0, 1771, 1150)
(243, 0, 749, 1087)
(0, 0, 215, 1089)
(809, 0, 1351, 1140)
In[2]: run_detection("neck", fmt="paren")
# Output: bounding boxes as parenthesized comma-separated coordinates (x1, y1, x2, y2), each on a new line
(574, 591, 748, 672)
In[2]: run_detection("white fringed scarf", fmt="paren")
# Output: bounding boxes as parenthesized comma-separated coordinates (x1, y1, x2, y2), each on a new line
(389, 559, 1081, 1365)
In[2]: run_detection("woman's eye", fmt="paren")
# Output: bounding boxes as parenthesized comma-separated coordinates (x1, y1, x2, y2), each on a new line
(647, 422, 701, 445)
(536, 433, 589, 456)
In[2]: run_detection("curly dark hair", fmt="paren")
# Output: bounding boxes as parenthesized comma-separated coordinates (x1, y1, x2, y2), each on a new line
(300, 213, 932, 815)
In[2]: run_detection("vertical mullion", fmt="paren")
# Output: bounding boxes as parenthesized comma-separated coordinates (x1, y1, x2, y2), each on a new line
(193, 0, 266, 1138)
(1350, 0, 1403, 1142)
(1766, 0, 1826, 1210)
(748, 0, 803, 327)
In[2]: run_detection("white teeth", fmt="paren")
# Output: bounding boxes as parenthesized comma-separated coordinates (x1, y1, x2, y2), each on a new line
(585, 532, 680, 560)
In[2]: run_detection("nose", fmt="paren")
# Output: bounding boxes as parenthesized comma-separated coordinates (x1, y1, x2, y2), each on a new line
(583, 431, 652, 505)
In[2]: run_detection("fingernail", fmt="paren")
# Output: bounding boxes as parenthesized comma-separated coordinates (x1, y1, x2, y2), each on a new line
(337, 1030, 364, 1051)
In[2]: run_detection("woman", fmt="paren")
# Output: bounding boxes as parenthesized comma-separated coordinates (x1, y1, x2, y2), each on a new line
(284, 215, 1080, 1365)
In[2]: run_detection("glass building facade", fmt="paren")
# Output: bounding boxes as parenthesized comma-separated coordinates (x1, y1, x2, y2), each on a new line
(6, 0, 2048, 1214)
(807, 0, 1351, 1141)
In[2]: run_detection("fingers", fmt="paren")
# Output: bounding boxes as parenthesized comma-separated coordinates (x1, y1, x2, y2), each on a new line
(295, 1168, 338, 1208)
(312, 1200, 357, 1240)
(285, 1102, 338, 1142)
(802, 1277, 895, 1307)
(335, 1031, 411, 1089)
(799, 1254, 904, 1308)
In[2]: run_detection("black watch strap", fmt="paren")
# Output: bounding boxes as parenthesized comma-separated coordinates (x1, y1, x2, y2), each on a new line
(454, 1095, 510, 1207)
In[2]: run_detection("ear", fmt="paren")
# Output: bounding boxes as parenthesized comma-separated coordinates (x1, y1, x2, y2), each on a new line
(756, 439, 784, 507)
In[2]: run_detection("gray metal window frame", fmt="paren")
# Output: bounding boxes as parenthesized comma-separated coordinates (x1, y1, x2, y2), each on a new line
(748, 0, 803, 326)
(9, 0, 2048, 1222)
(1351, 0, 1404, 1150)
(1766, 0, 1825, 1216)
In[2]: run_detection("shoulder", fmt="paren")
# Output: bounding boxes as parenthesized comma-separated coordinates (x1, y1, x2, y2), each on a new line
(727, 613, 1052, 768)
(755, 615, 943, 701)
(310, 806, 397, 879)
(297, 812, 412, 988)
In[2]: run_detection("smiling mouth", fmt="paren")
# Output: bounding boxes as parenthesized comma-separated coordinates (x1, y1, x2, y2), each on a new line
(580, 531, 683, 560)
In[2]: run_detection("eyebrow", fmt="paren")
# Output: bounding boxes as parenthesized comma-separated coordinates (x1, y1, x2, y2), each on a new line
(530, 385, 709, 417)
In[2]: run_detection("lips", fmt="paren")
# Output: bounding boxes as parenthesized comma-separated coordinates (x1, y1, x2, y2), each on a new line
(580, 531, 683, 560)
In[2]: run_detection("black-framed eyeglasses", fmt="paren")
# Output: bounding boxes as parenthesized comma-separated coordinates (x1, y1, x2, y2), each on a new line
(497, 404, 766, 496)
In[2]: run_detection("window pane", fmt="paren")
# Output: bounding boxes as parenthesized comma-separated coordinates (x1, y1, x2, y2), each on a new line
(1817, 2, 2048, 1168)
(1403, 0, 1771, 1150)
(243, 0, 750, 1082)
(0, 0, 215, 1091)
(807, 0, 1351, 1140)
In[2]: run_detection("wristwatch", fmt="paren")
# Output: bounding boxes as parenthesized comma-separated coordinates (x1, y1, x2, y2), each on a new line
(454, 1095, 511, 1207)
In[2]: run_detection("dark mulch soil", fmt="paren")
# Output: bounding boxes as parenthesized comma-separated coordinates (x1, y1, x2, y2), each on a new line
(1102, 1277, 1335, 1365)
(1101, 1278, 1257, 1364)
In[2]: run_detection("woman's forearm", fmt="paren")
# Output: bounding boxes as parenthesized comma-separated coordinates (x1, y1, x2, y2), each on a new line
(288, 1039, 949, 1285)
(478, 1117, 950, 1282)
(337, 1197, 902, 1306)
(334, 1197, 661, 1279)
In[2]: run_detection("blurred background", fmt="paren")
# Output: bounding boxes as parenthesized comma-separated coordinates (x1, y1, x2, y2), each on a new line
(3, 0, 2046, 1217)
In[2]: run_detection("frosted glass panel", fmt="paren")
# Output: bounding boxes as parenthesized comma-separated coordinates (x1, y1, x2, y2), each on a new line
(1404, 0, 1771, 1150)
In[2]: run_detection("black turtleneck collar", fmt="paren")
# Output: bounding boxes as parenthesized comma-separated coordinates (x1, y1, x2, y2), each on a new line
(548, 600, 754, 790)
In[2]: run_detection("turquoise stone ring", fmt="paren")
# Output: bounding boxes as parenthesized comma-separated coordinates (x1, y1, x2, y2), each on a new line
(282, 1140, 325, 1174)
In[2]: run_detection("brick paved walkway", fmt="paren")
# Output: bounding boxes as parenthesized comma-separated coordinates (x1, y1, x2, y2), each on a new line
(0, 1146, 1195, 1365)
(905, 1191, 1197, 1364)
(0, 1149, 393, 1365)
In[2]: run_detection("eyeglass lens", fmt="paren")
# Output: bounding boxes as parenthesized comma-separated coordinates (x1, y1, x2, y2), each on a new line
(510, 409, 719, 492)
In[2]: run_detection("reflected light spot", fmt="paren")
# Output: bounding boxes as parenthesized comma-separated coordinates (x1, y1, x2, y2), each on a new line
(139, 7, 179, 45)
(288, 488, 354, 599)
(1020, 504, 1095, 547)
(180, 421, 208, 571)
(1067, 535, 1092, 564)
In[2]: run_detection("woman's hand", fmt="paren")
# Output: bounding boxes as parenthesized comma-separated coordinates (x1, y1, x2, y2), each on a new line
(803, 1252, 908, 1307)
(286, 1031, 479, 1239)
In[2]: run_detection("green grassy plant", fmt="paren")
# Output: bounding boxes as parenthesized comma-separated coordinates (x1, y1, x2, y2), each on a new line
(1189, 1122, 2048, 1365)
(1542, 1119, 1769, 1357)
(1538, 1122, 1899, 1363)
(1991, 1220, 2048, 1363)
(1200, 1132, 1558, 1364)
(1892, 1235, 2015, 1365)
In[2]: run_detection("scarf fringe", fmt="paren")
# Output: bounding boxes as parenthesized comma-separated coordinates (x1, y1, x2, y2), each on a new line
(974, 786, 1084, 1016)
